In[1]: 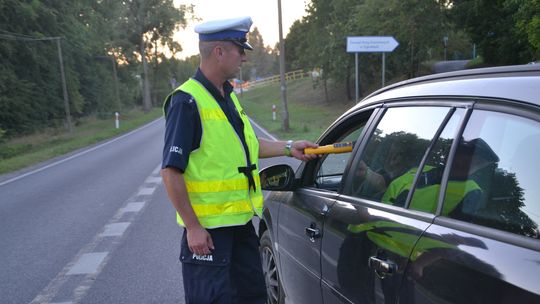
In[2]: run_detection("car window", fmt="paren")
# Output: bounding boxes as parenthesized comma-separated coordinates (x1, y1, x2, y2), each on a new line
(345, 106, 452, 204)
(315, 125, 366, 191)
(408, 109, 465, 213)
(443, 110, 540, 239)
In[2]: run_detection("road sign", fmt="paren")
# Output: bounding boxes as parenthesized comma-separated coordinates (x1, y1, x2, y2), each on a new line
(347, 36, 399, 53)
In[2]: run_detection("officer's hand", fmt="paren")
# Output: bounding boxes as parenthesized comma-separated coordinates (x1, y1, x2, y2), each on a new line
(292, 140, 318, 161)
(187, 225, 215, 256)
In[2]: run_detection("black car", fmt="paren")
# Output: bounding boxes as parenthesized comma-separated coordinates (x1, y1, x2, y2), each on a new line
(258, 64, 540, 304)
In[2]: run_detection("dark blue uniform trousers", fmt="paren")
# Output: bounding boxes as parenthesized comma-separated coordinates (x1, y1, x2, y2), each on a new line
(180, 221, 267, 304)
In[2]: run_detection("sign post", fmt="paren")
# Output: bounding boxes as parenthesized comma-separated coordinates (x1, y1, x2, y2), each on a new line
(347, 36, 399, 102)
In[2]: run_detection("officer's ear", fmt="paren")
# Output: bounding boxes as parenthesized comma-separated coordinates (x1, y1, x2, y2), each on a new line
(214, 43, 225, 58)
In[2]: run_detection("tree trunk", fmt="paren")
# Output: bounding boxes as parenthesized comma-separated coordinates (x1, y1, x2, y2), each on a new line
(141, 42, 152, 112)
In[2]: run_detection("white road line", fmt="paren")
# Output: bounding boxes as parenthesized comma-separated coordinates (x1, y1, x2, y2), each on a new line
(30, 164, 162, 304)
(66, 252, 108, 275)
(121, 202, 146, 213)
(145, 176, 162, 184)
(0, 118, 163, 187)
(138, 187, 156, 196)
(249, 118, 277, 141)
(100, 222, 130, 237)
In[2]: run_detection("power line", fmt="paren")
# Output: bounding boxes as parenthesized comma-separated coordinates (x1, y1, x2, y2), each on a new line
(0, 31, 72, 132)
(0, 29, 40, 38)
(0, 34, 59, 41)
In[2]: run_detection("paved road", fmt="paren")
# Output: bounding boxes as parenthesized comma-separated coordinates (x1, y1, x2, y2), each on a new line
(0, 118, 296, 304)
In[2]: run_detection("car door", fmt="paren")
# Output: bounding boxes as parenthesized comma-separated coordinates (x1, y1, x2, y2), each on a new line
(402, 103, 540, 303)
(321, 104, 468, 304)
(276, 109, 375, 304)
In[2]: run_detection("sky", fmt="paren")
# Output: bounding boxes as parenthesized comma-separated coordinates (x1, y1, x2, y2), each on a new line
(173, 0, 311, 58)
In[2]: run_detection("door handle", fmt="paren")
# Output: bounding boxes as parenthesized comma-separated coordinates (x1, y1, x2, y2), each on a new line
(305, 226, 321, 242)
(369, 256, 397, 279)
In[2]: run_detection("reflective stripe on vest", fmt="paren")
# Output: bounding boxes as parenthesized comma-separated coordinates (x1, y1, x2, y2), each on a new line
(382, 166, 481, 214)
(163, 78, 263, 228)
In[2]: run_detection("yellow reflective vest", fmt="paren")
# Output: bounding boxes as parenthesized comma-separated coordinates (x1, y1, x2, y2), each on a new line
(382, 166, 481, 214)
(164, 78, 263, 228)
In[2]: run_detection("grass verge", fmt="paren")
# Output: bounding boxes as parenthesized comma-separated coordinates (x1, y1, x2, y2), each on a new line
(0, 107, 162, 175)
(239, 78, 354, 141)
(1, 78, 354, 175)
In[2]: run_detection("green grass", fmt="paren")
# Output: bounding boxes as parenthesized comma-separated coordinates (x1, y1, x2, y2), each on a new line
(1, 79, 354, 175)
(239, 78, 354, 141)
(0, 108, 162, 175)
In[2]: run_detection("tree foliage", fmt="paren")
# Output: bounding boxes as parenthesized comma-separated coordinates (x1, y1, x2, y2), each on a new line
(285, 0, 539, 99)
(0, 0, 192, 136)
(243, 27, 279, 80)
(450, 0, 539, 65)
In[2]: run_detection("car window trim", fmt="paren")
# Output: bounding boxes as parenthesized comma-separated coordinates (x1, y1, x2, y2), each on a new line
(473, 98, 540, 122)
(341, 106, 387, 195)
(337, 107, 384, 193)
(404, 107, 457, 209)
(435, 106, 474, 215)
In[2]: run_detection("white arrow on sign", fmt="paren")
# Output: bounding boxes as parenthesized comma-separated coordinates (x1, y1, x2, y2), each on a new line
(347, 36, 399, 53)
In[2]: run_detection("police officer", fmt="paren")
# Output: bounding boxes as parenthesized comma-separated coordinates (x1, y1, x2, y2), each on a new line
(160, 16, 317, 304)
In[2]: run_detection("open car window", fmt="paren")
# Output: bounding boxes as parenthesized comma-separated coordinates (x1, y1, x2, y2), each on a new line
(310, 110, 375, 192)
(314, 127, 364, 191)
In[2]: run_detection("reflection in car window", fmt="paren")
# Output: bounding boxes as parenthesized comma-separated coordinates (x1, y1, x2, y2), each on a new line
(315, 125, 365, 191)
(347, 107, 451, 204)
(408, 109, 465, 213)
(445, 110, 540, 239)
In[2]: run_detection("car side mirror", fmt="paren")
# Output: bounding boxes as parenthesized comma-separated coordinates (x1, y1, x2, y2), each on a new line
(260, 164, 296, 191)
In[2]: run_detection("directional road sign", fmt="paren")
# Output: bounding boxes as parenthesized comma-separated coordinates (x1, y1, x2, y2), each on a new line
(347, 36, 399, 53)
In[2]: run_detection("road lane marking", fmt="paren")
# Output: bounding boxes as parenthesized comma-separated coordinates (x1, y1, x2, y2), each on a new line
(145, 176, 162, 184)
(121, 202, 145, 213)
(138, 187, 156, 196)
(0, 118, 163, 187)
(100, 222, 130, 237)
(30, 164, 162, 304)
(66, 253, 108, 275)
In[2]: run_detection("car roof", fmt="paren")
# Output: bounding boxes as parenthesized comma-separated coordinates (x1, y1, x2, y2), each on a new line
(351, 64, 540, 111)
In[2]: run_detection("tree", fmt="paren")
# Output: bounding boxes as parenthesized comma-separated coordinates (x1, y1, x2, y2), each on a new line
(450, 0, 538, 65)
(114, 0, 191, 111)
(243, 27, 278, 80)
(511, 0, 540, 60)
(285, 0, 453, 100)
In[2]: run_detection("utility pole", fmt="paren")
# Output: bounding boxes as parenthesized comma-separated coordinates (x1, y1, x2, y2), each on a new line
(277, 0, 289, 131)
(55, 37, 73, 133)
(0, 33, 73, 132)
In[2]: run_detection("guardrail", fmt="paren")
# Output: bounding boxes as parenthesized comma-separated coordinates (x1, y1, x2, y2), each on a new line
(248, 70, 309, 88)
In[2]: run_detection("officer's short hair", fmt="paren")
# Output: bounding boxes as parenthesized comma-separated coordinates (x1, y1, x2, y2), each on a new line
(199, 41, 218, 59)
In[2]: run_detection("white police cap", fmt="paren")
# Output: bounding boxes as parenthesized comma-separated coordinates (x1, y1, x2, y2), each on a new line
(194, 16, 253, 50)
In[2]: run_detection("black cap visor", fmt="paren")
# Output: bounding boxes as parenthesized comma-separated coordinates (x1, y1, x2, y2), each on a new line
(229, 38, 253, 50)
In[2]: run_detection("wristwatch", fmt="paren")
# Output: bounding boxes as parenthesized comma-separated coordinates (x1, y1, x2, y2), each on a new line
(284, 140, 293, 157)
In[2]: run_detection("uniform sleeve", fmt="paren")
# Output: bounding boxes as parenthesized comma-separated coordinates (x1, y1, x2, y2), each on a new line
(162, 92, 201, 172)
